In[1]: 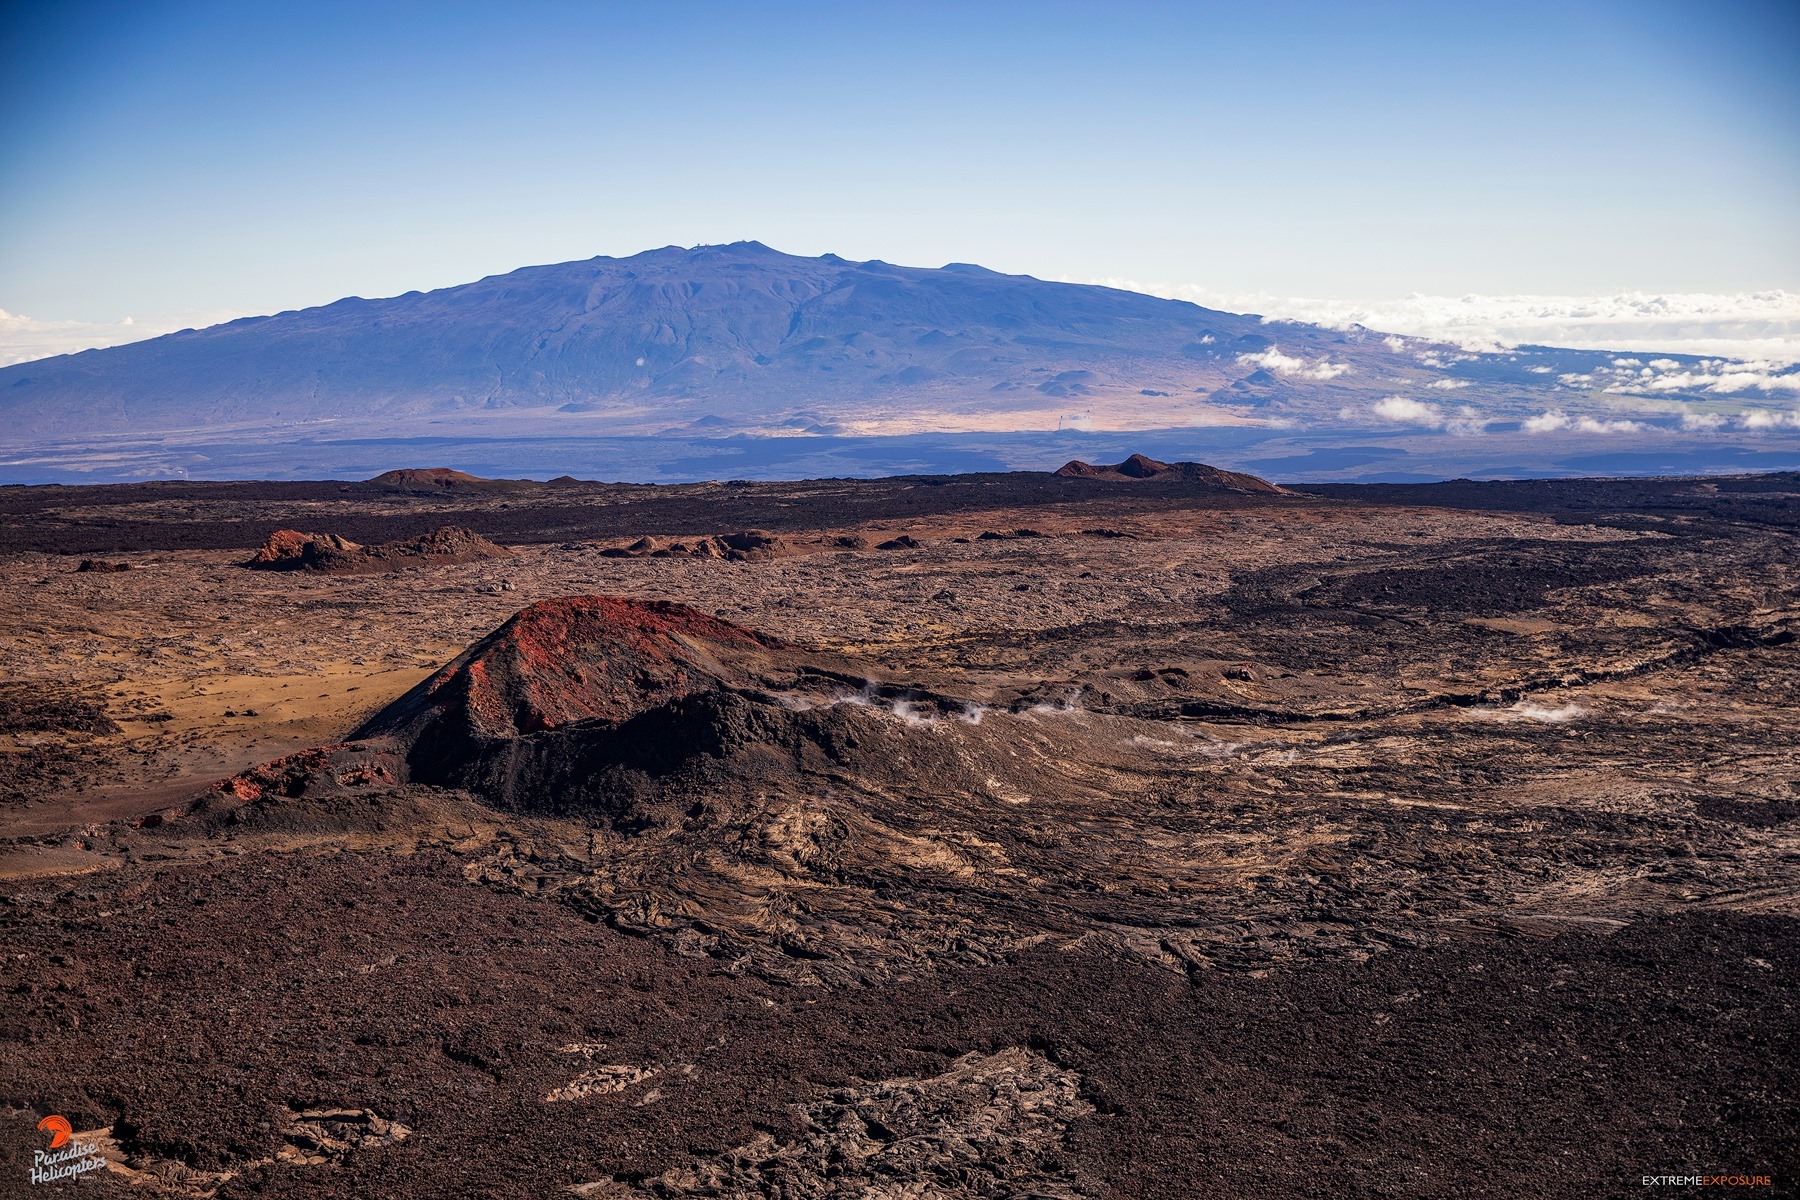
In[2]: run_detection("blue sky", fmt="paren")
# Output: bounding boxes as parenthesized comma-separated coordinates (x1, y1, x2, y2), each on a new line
(1, 0, 1796, 339)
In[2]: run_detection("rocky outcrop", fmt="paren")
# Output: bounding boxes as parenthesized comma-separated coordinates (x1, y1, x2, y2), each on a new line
(365, 525, 511, 569)
(598, 529, 795, 562)
(87, 1104, 409, 1192)
(244, 529, 364, 569)
(243, 525, 511, 573)
(572, 1048, 1092, 1198)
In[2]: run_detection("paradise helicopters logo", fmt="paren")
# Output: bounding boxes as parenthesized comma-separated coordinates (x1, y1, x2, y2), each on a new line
(29, 1115, 106, 1185)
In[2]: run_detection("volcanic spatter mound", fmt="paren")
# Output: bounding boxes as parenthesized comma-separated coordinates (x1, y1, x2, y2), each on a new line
(372, 596, 821, 739)
(353, 596, 901, 818)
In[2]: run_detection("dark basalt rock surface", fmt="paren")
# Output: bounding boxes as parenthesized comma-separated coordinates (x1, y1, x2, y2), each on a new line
(2, 467, 1796, 1196)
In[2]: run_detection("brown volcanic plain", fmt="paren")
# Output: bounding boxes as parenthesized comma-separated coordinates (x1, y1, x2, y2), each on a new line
(0, 462, 1795, 1198)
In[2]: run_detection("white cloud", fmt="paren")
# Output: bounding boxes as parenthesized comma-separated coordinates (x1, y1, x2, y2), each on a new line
(1413, 350, 1477, 369)
(1741, 408, 1800, 429)
(1372, 396, 1440, 423)
(1523, 410, 1644, 434)
(1367, 396, 1488, 435)
(1085, 279, 1800, 364)
(1236, 348, 1350, 380)
(1445, 407, 1490, 436)
(1382, 335, 1407, 352)
(1575, 416, 1645, 433)
(1427, 378, 1470, 389)
(1681, 411, 1727, 431)
(0, 307, 246, 366)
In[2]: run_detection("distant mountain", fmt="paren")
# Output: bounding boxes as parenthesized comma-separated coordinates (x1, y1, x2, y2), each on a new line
(0, 242, 1651, 443)
(5, 242, 1790, 470)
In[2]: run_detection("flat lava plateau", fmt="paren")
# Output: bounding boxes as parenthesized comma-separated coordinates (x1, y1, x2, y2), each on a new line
(0, 461, 1795, 1198)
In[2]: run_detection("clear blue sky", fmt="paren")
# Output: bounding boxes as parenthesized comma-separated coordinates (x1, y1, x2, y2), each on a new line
(2, 0, 1796, 324)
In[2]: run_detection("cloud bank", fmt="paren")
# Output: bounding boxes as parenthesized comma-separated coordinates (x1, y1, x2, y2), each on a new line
(0, 309, 246, 366)
(1093, 281, 1800, 364)
(1541, 355, 1800, 399)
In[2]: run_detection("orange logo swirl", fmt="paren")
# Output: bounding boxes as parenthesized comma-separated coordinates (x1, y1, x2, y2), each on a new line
(38, 1115, 72, 1149)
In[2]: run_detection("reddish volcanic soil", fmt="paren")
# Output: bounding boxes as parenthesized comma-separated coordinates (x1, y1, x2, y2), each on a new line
(0, 465, 1795, 1197)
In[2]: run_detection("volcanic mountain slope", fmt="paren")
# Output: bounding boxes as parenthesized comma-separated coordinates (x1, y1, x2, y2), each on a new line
(0, 243, 1273, 437)
(0, 242, 1723, 446)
